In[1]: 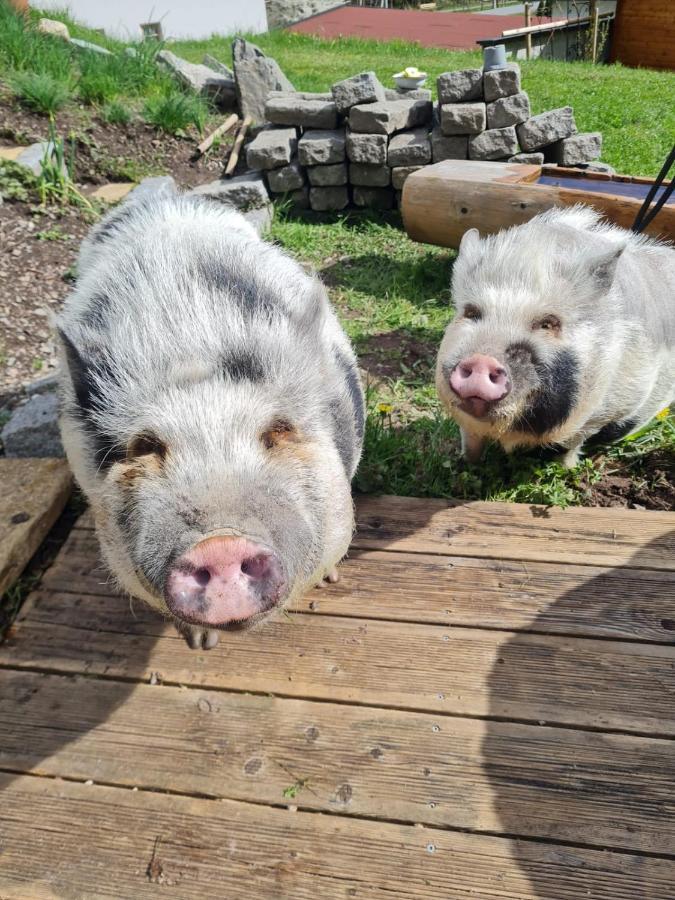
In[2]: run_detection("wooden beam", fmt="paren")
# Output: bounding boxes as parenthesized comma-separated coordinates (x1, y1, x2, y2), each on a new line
(195, 113, 238, 157)
(224, 115, 252, 178)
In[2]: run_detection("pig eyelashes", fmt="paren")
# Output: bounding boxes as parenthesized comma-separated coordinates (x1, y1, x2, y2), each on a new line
(261, 419, 298, 450)
(127, 433, 167, 461)
(532, 314, 562, 334)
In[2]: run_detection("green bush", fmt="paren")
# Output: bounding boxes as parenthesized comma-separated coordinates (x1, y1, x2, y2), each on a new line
(101, 100, 132, 125)
(143, 90, 206, 135)
(10, 70, 72, 115)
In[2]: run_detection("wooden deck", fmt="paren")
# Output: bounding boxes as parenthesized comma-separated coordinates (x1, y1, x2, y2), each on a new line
(1, 495, 674, 898)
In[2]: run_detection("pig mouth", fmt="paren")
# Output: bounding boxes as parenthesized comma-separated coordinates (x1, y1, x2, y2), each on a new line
(457, 396, 503, 420)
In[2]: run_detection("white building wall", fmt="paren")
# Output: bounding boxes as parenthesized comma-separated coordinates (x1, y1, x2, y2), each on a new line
(37, 0, 268, 40)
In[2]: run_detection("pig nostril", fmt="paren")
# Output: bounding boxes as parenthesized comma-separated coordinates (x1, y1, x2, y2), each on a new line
(194, 567, 211, 587)
(241, 554, 271, 580)
(489, 369, 506, 383)
(459, 366, 473, 378)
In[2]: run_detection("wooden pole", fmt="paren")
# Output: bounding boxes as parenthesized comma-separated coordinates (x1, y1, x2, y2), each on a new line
(224, 116, 252, 179)
(195, 114, 238, 157)
(590, 1, 600, 64)
(524, 2, 532, 60)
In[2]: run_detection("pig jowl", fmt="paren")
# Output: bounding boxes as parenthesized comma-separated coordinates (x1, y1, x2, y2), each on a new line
(56, 192, 365, 649)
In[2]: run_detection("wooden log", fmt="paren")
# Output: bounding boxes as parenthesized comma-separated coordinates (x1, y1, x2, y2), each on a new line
(194, 113, 238, 157)
(524, 2, 532, 60)
(224, 115, 252, 178)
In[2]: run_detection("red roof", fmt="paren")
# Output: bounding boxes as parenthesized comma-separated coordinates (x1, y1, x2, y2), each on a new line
(288, 6, 553, 51)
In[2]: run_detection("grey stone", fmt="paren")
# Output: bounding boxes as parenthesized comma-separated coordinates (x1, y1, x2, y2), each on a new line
(269, 90, 333, 101)
(15, 142, 64, 177)
(483, 65, 521, 102)
(266, 0, 343, 29)
(288, 186, 310, 208)
(387, 128, 431, 166)
(468, 126, 518, 161)
(70, 37, 112, 55)
(516, 106, 577, 151)
(25, 372, 59, 396)
(332, 71, 386, 114)
(384, 87, 433, 102)
(232, 37, 295, 124)
(486, 91, 530, 129)
(246, 127, 298, 170)
(352, 186, 395, 210)
(437, 69, 483, 104)
(349, 163, 390, 187)
(190, 172, 270, 210)
(391, 165, 425, 190)
(349, 99, 432, 135)
(509, 152, 545, 165)
(439, 102, 486, 136)
(2, 393, 63, 458)
(307, 163, 348, 186)
(38, 18, 70, 39)
(346, 131, 388, 164)
(128, 175, 177, 201)
(158, 50, 236, 109)
(124, 47, 138, 58)
(309, 186, 349, 211)
(267, 160, 305, 192)
(431, 128, 468, 162)
(202, 53, 234, 79)
(241, 205, 273, 235)
(298, 129, 346, 165)
(265, 96, 338, 129)
(578, 161, 616, 175)
(547, 132, 602, 166)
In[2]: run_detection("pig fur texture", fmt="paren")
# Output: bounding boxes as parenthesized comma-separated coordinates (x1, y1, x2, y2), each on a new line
(56, 192, 364, 649)
(436, 206, 674, 466)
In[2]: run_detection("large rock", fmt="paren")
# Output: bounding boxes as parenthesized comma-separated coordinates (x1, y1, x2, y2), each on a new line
(384, 87, 433, 102)
(14, 142, 65, 177)
(431, 128, 468, 162)
(346, 131, 388, 164)
(190, 172, 270, 210)
(486, 92, 530, 129)
(298, 129, 346, 165)
(546, 132, 602, 166)
(158, 50, 236, 110)
(483, 65, 521, 102)
(437, 69, 483, 103)
(332, 71, 386, 114)
(269, 90, 333, 101)
(391, 165, 425, 190)
(266, 0, 343, 29)
(265, 96, 338, 129)
(246, 127, 298, 170)
(349, 163, 390, 187)
(307, 163, 348, 186)
(352, 186, 394, 210)
(387, 128, 431, 166)
(38, 18, 70, 39)
(517, 106, 577, 151)
(309, 186, 349, 211)
(439, 102, 486, 136)
(232, 37, 295, 124)
(267, 160, 305, 192)
(1, 393, 63, 458)
(509, 152, 544, 165)
(127, 175, 177, 201)
(468, 126, 518, 160)
(70, 37, 112, 55)
(202, 54, 234, 79)
(349, 99, 432, 135)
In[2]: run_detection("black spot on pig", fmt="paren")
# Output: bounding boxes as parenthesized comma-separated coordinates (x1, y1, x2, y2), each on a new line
(506, 341, 540, 366)
(81, 292, 112, 330)
(221, 351, 265, 382)
(196, 257, 275, 317)
(92, 206, 135, 244)
(514, 348, 578, 436)
(328, 397, 356, 475)
(588, 419, 638, 446)
(333, 346, 365, 440)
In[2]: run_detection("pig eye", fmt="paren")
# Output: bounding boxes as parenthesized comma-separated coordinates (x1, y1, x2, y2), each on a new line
(261, 419, 296, 450)
(127, 433, 167, 460)
(534, 315, 562, 333)
(463, 304, 482, 321)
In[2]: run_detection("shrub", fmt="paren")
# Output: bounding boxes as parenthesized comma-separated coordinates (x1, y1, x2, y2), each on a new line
(10, 70, 72, 115)
(101, 100, 132, 125)
(143, 90, 206, 135)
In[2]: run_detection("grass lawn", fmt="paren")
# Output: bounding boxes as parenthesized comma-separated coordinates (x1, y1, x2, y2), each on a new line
(0, 2, 672, 508)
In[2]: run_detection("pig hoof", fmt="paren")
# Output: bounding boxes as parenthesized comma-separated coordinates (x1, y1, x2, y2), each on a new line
(560, 447, 582, 468)
(180, 625, 220, 650)
(315, 567, 339, 589)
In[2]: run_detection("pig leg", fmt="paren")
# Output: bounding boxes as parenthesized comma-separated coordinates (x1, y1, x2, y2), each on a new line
(178, 623, 220, 650)
(315, 566, 340, 589)
(560, 443, 583, 469)
(461, 428, 486, 463)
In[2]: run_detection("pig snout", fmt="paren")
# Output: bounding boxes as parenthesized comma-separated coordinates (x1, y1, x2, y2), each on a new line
(449, 354, 510, 418)
(165, 535, 285, 627)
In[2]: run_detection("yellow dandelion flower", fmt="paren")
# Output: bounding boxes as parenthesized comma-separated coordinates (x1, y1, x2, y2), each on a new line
(377, 403, 394, 415)
(656, 407, 670, 421)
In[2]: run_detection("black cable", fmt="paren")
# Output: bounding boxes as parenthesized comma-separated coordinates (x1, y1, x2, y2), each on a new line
(631, 143, 675, 235)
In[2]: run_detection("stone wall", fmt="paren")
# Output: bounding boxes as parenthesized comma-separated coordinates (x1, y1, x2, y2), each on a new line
(245, 67, 604, 212)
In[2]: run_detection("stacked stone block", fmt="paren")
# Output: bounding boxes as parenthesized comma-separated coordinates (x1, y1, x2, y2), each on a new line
(244, 65, 603, 212)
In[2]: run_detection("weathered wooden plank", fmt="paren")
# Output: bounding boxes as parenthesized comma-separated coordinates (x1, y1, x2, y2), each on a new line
(71, 495, 675, 569)
(1, 669, 674, 855)
(5, 591, 675, 735)
(1, 775, 674, 900)
(45, 526, 675, 644)
(0, 458, 72, 596)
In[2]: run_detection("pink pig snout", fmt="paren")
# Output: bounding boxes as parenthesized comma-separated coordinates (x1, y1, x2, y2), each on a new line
(449, 354, 510, 418)
(165, 535, 285, 627)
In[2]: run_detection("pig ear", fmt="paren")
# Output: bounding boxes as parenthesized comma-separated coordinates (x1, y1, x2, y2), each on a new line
(295, 279, 328, 335)
(459, 228, 481, 258)
(584, 244, 625, 289)
(56, 326, 99, 412)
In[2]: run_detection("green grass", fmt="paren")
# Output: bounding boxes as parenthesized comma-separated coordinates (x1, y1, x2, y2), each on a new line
(9, 69, 72, 114)
(100, 99, 132, 125)
(270, 209, 673, 507)
(143, 89, 207, 134)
